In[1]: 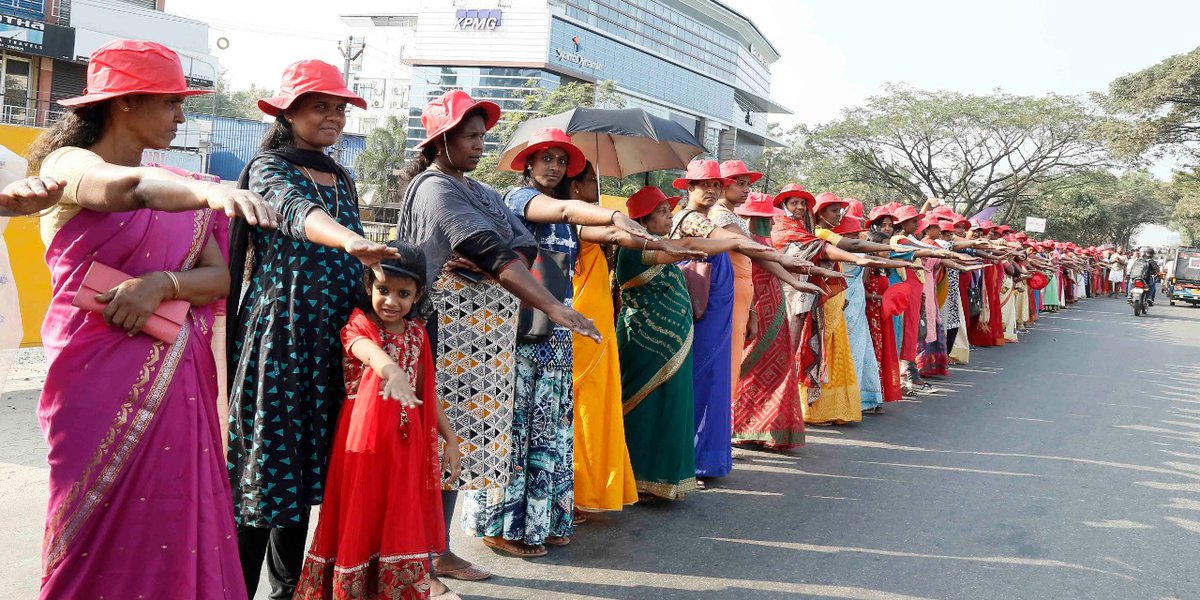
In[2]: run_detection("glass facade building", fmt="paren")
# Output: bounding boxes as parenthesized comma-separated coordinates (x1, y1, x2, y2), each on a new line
(387, 0, 788, 159)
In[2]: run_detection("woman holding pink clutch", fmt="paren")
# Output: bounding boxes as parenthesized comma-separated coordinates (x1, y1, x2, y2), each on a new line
(27, 39, 276, 600)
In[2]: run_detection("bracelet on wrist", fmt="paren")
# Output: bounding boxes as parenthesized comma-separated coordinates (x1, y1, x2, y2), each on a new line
(163, 270, 181, 299)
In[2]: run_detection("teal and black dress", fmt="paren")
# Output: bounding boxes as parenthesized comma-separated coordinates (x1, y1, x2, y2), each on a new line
(227, 154, 364, 529)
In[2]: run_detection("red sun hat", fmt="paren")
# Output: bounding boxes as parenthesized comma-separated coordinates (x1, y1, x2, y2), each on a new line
(844, 197, 866, 219)
(892, 204, 920, 224)
(719, 160, 763, 183)
(1027, 272, 1050, 290)
(415, 90, 502, 149)
(995, 224, 1014, 234)
(258, 59, 367, 116)
(833, 215, 865, 235)
(673, 159, 733, 190)
(866, 205, 895, 226)
(813, 192, 849, 215)
(916, 215, 943, 235)
(509, 127, 587, 177)
(59, 39, 213, 107)
(883, 282, 913, 318)
(627, 185, 679, 219)
(735, 191, 785, 218)
(773, 183, 817, 208)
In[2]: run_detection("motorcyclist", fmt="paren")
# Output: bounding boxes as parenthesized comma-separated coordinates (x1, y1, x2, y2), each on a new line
(1127, 247, 1160, 305)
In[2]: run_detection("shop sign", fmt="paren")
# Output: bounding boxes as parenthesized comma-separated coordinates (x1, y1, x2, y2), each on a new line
(455, 9, 502, 30)
(0, 13, 73, 60)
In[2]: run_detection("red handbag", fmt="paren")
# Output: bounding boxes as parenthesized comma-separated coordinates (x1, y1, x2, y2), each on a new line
(71, 262, 190, 343)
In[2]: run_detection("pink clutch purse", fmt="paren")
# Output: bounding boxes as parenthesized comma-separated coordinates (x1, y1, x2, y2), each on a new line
(71, 262, 190, 343)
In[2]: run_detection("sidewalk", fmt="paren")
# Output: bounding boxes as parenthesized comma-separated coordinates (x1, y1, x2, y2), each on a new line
(0, 347, 50, 600)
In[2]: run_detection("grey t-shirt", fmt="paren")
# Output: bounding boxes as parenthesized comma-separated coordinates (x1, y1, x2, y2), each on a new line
(397, 170, 536, 282)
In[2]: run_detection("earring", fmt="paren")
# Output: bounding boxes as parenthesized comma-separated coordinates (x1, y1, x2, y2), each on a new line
(122, 106, 130, 112)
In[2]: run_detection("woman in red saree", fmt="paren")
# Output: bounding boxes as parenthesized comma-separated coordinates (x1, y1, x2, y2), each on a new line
(28, 40, 276, 599)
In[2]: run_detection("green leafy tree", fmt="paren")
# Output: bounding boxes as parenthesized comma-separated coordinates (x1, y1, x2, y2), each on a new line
(1095, 47, 1200, 163)
(805, 84, 1106, 216)
(1166, 169, 1200, 245)
(354, 115, 407, 207)
(184, 70, 273, 120)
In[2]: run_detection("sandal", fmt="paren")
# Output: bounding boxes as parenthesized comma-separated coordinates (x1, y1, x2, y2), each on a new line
(436, 564, 492, 581)
(481, 536, 547, 558)
(572, 510, 589, 525)
(545, 536, 570, 547)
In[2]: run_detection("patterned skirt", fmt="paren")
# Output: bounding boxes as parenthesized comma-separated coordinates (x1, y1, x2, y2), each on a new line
(433, 274, 518, 490)
(460, 329, 575, 546)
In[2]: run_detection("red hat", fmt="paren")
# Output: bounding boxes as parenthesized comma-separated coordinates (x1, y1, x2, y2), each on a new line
(813, 192, 849, 215)
(833, 215, 865, 235)
(866, 205, 895, 226)
(627, 186, 679, 219)
(735, 191, 785, 218)
(719, 160, 763, 183)
(1028, 272, 1050, 290)
(916, 214, 943, 235)
(774, 183, 817, 208)
(892, 205, 920, 224)
(883, 281, 913, 317)
(59, 39, 213, 107)
(844, 197, 865, 219)
(508, 127, 587, 177)
(258, 59, 367, 116)
(415, 90, 502, 149)
(995, 224, 1014, 234)
(673, 159, 733, 190)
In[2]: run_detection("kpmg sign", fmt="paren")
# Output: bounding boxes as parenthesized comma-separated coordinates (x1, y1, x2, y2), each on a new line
(455, 9, 502, 30)
(0, 13, 73, 60)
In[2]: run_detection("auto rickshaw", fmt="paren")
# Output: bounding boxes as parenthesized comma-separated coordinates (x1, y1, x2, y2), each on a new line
(1167, 247, 1200, 307)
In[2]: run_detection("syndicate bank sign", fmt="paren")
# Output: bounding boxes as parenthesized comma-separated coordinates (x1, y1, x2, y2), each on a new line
(554, 48, 602, 71)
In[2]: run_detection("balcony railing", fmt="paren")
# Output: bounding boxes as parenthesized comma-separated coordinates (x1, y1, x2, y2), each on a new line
(0, 99, 66, 128)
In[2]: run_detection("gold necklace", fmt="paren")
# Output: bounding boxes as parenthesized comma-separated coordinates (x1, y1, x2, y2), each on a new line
(300, 166, 341, 220)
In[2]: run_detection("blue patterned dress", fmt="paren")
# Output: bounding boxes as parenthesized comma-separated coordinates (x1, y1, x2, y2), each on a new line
(461, 187, 577, 546)
(228, 156, 365, 528)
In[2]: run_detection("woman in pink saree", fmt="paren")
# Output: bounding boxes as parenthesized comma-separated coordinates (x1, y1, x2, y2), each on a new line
(28, 39, 276, 599)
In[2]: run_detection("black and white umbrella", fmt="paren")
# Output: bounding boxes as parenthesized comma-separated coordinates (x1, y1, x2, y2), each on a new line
(497, 107, 707, 178)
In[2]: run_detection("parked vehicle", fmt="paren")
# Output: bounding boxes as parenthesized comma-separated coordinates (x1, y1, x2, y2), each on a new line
(1167, 247, 1200, 307)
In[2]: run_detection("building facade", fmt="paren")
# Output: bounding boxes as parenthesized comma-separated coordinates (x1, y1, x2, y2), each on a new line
(343, 0, 789, 160)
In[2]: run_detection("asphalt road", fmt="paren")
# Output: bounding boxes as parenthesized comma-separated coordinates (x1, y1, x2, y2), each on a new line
(444, 297, 1200, 600)
(2, 297, 1198, 599)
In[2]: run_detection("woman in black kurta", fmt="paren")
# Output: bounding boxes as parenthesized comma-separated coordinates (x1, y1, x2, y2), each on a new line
(225, 60, 397, 599)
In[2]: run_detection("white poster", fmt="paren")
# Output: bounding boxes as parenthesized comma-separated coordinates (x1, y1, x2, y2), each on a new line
(1025, 217, 1046, 233)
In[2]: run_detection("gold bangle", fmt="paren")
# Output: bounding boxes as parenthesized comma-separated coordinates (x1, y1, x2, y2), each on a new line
(641, 250, 658, 265)
(163, 270, 181, 299)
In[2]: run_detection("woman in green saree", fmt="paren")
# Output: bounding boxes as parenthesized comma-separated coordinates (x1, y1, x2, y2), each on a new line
(617, 186, 765, 500)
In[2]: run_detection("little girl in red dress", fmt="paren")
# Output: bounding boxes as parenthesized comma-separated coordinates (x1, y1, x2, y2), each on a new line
(296, 241, 460, 600)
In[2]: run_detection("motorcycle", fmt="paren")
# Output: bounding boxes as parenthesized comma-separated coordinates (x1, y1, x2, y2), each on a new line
(1130, 276, 1150, 316)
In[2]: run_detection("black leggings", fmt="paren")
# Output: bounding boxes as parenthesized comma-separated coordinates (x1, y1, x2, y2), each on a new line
(946, 327, 959, 354)
(237, 510, 310, 600)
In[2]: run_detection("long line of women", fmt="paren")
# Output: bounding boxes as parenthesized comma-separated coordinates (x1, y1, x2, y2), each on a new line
(13, 40, 1121, 600)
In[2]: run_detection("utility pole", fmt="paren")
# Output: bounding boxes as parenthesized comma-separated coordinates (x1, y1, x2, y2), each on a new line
(335, 35, 365, 162)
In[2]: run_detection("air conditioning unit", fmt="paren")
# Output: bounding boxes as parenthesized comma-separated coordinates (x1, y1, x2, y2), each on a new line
(372, 100, 383, 108)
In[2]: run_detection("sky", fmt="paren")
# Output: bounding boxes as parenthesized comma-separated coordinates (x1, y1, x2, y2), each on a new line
(166, 0, 1200, 129)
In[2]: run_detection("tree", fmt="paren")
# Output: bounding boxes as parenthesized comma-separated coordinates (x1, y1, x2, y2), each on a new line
(1095, 47, 1200, 164)
(806, 84, 1106, 217)
(184, 70, 273, 120)
(1009, 170, 1167, 247)
(471, 80, 629, 194)
(354, 115, 407, 206)
(1166, 169, 1200, 245)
